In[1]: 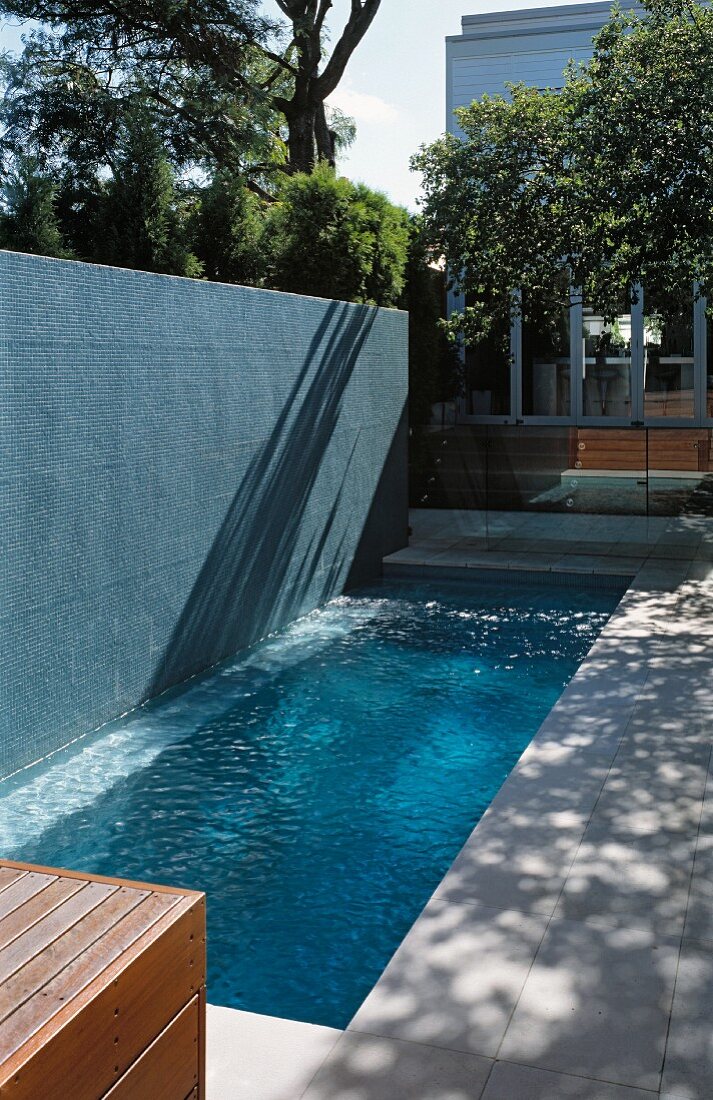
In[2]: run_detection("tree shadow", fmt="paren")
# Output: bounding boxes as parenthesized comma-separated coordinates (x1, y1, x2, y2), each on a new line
(298, 572, 713, 1098)
(148, 300, 403, 696)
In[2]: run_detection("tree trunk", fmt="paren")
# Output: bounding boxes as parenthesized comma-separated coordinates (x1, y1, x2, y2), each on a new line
(276, 0, 382, 175)
(315, 103, 336, 167)
(287, 103, 318, 174)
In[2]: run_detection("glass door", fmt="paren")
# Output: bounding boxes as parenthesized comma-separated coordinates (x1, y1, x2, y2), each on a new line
(519, 280, 574, 422)
(458, 292, 517, 423)
(579, 296, 637, 425)
(643, 291, 695, 424)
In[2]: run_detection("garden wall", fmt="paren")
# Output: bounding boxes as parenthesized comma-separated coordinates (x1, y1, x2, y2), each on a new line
(0, 251, 408, 777)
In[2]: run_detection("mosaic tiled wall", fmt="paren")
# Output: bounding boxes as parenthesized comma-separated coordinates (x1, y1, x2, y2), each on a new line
(1, 251, 408, 777)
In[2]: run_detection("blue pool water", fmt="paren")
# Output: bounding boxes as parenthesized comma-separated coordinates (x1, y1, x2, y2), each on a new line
(1, 576, 621, 1027)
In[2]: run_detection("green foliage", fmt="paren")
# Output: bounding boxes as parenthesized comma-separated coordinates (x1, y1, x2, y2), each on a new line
(413, 1, 713, 342)
(0, 157, 73, 258)
(0, 0, 379, 187)
(192, 170, 264, 285)
(99, 105, 201, 277)
(399, 219, 460, 427)
(263, 164, 409, 306)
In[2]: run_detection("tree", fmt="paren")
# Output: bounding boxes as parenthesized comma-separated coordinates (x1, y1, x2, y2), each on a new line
(0, 156, 73, 257)
(263, 163, 409, 306)
(0, 0, 380, 186)
(100, 105, 202, 278)
(271, 0, 381, 172)
(399, 220, 460, 428)
(412, 1, 713, 344)
(192, 170, 265, 285)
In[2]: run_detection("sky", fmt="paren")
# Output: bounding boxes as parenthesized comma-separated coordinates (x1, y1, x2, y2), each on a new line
(0, 0, 594, 210)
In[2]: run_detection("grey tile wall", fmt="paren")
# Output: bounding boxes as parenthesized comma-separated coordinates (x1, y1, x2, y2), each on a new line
(0, 251, 408, 777)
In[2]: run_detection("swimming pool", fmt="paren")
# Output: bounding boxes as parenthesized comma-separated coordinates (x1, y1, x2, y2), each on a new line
(1, 576, 622, 1028)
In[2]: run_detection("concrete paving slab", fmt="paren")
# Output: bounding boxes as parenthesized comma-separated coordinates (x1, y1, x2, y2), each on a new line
(206, 1006, 340, 1100)
(302, 1032, 493, 1100)
(681, 836, 713, 949)
(554, 822, 696, 934)
(481, 1061, 658, 1099)
(349, 901, 549, 1059)
(592, 748, 707, 837)
(499, 919, 679, 1091)
(432, 805, 588, 916)
(660, 943, 713, 1099)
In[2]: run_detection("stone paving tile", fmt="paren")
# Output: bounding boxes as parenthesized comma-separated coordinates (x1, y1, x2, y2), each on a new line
(499, 919, 679, 1092)
(553, 820, 696, 934)
(622, 707, 710, 750)
(530, 707, 632, 759)
(481, 1061, 658, 1099)
(605, 541, 654, 558)
(660, 943, 713, 1099)
(432, 804, 589, 917)
(503, 551, 563, 569)
(302, 1033, 493, 1100)
(488, 752, 612, 819)
(349, 901, 550, 1059)
(428, 548, 515, 568)
(206, 1006, 340, 1100)
(681, 836, 713, 950)
(685, 560, 713, 581)
(589, 736, 708, 838)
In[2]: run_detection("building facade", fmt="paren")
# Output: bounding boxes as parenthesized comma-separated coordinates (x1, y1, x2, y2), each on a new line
(445, 3, 711, 432)
(415, 4, 713, 514)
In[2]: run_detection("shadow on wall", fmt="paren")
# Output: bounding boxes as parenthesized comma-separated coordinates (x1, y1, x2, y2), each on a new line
(149, 300, 388, 697)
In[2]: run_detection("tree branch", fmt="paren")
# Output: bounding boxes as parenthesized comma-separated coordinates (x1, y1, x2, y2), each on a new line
(315, 0, 381, 100)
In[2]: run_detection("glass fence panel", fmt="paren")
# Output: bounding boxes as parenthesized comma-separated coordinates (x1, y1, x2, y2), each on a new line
(647, 428, 711, 515)
(410, 425, 488, 510)
(409, 426, 713, 516)
(644, 297, 694, 420)
(581, 303, 632, 419)
(569, 428, 647, 514)
(521, 288, 572, 417)
(707, 312, 713, 420)
(483, 426, 573, 512)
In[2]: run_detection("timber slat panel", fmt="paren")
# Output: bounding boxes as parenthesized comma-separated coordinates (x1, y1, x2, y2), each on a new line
(0, 860, 202, 897)
(0, 879, 85, 953)
(0, 882, 118, 986)
(0, 861, 206, 1100)
(0, 887, 150, 1025)
(0, 892, 181, 1063)
(2, 901, 204, 1100)
(0, 875, 56, 924)
(0, 872, 27, 898)
(103, 996, 200, 1099)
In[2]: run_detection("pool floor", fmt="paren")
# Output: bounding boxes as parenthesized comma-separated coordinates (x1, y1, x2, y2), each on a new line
(1, 577, 622, 1028)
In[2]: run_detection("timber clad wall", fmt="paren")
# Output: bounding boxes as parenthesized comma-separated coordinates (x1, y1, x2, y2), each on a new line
(0, 250, 408, 778)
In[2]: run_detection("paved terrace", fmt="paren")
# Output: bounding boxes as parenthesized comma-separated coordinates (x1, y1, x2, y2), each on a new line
(208, 510, 713, 1100)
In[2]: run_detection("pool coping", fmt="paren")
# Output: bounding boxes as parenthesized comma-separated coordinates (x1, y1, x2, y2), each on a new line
(208, 521, 713, 1099)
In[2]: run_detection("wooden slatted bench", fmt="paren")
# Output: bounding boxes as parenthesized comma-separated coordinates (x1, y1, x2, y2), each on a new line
(0, 860, 206, 1099)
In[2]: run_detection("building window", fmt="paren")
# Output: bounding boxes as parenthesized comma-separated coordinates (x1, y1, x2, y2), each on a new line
(521, 284, 572, 417)
(581, 301, 632, 419)
(644, 294, 694, 420)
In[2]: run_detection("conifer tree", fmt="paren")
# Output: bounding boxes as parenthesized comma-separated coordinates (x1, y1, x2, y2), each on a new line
(0, 158, 73, 258)
(100, 106, 201, 278)
(193, 171, 264, 286)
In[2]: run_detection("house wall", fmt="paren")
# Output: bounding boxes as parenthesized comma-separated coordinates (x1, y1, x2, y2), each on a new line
(0, 250, 408, 777)
(446, 1, 641, 134)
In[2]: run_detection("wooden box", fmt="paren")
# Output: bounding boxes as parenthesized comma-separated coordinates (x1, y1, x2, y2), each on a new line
(0, 860, 206, 1099)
